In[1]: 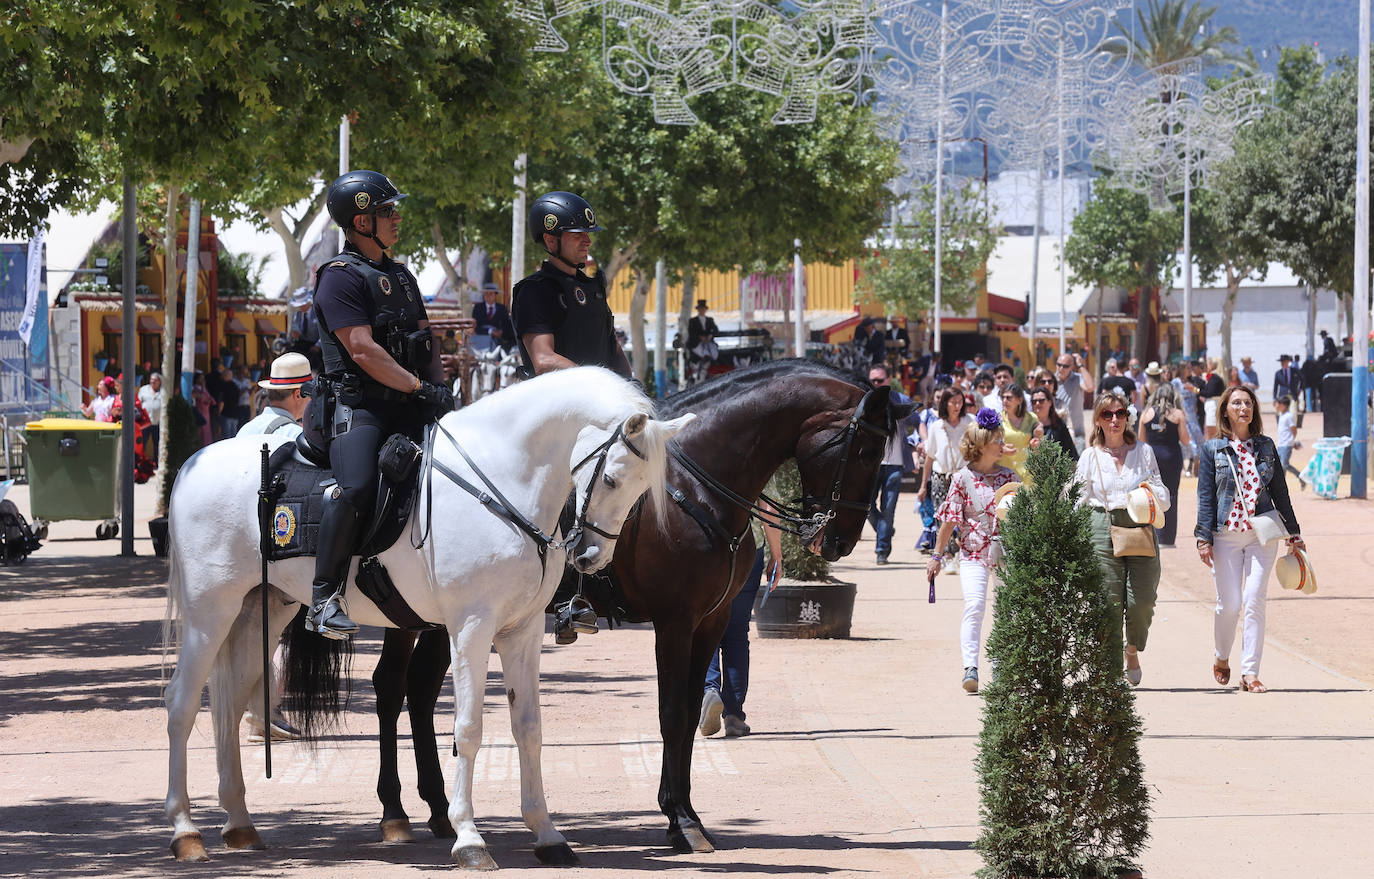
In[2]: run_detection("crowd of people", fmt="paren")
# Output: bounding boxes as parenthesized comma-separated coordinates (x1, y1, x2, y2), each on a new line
(887, 347, 1310, 696)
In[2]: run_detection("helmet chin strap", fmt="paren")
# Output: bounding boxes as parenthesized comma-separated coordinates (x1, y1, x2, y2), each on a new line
(350, 211, 389, 255)
(544, 233, 585, 270)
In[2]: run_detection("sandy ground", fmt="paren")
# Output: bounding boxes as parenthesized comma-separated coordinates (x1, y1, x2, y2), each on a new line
(1, 415, 1371, 878)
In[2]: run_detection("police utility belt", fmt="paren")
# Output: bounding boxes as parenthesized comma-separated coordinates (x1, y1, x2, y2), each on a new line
(305, 372, 418, 440)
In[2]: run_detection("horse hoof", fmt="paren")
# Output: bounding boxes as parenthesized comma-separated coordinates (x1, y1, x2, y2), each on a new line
(679, 825, 714, 854)
(222, 826, 265, 850)
(170, 832, 209, 862)
(453, 844, 499, 871)
(428, 815, 457, 839)
(380, 818, 416, 844)
(535, 841, 579, 866)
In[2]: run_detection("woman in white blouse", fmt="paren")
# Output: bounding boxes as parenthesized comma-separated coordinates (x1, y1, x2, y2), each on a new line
(1075, 391, 1170, 686)
(915, 387, 976, 568)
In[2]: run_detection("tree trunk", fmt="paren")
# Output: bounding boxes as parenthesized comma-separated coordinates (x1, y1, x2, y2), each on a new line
(1094, 285, 1105, 378)
(265, 206, 309, 293)
(679, 271, 695, 354)
(263, 189, 327, 294)
(155, 184, 182, 517)
(1133, 261, 1154, 364)
(1220, 265, 1240, 371)
(0, 135, 35, 165)
(602, 240, 641, 290)
(628, 268, 649, 382)
(431, 220, 463, 301)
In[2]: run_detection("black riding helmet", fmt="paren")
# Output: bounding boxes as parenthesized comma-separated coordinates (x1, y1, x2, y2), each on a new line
(327, 170, 407, 249)
(528, 191, 603, 266)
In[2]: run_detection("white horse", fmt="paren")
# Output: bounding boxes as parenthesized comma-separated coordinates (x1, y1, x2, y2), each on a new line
(163, 367, 693, 867)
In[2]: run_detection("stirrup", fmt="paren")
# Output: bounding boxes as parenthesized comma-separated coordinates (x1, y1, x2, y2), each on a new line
(306, 592, 358, 640)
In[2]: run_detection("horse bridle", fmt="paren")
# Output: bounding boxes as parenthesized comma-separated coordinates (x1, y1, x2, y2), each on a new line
(562, 424, 647, 549)
(422, 420, 645, 559)
(667, 387, 889, 546)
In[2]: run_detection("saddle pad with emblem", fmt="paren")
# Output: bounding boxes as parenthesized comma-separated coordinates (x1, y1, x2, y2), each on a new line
(264, 443, 417, 562)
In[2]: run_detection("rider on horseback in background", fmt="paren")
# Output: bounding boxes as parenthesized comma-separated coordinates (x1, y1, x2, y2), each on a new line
(303, 170, 454, 640)
(511, 190, 632, 644)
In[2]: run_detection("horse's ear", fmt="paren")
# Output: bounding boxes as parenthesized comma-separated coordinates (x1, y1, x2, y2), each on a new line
(860, 384, 893, 422)
(659, 412, 696, 439)
(624, 412, 648, 438)
(890, 398, 916, 420)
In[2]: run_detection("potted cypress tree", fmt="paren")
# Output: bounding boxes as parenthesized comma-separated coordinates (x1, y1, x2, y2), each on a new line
(147, 393, 200, 557)
(753, 460, 857, 639)
(975, 442, 1148, 879)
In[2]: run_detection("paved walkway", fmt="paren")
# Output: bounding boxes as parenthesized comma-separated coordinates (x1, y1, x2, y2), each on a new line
(0, 414, 1370, 877)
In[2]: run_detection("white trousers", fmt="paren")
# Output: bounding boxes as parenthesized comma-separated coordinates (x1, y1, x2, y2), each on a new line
(959, 562, 994, 669)
(1212, 530, 1279, 676)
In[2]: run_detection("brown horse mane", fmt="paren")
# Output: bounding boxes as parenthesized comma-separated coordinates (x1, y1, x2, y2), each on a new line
(657, 358, 870, 419)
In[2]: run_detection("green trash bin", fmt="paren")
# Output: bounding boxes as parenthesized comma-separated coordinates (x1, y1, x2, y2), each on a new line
(22, 418, 122, 530)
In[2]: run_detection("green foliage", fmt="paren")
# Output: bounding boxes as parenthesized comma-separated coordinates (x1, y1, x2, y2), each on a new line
(157, 393, 200, 518)
(1106, 0, 1251, 72)
(1065, 183, 1180, 294)
(217, 249, 267, 298)
(771, 460, 830, 582)
(1212, 55, 1372, 300)
(975, 442, 1149, 878)
(856, 182, 998, 317)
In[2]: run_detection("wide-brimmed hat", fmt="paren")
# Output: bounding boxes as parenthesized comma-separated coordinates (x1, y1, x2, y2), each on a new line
(1278, 353, 1293, 362)
(287, 286, 313, 308)
(1125, 484, 1166, 528)
(1275, 547, 1316, 594)
(258, 352, 312, 389)
(993, 483, 1020, 522)
(1144, 361, 1162, 377)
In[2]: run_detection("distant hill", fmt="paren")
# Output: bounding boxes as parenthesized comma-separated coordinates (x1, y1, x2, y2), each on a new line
(1202, 1, 1357, 65)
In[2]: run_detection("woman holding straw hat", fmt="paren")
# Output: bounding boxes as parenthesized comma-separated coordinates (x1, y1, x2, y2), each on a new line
(927, 408, 1020, 694)
(1195, 385, 1305, 693)
(1075, 391, 1170, 686)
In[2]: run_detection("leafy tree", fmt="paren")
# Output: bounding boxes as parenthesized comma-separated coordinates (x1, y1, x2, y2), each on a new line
(1065, 183, 1181, 364)
(1106, 0, 1250, 73)
(855, 181, 999, 320)
(976, 441, 1148, 879)
(1188, 187, 1268, 369)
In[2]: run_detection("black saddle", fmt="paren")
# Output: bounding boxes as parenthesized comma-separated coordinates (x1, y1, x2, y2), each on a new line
(264, 433, 420, 562)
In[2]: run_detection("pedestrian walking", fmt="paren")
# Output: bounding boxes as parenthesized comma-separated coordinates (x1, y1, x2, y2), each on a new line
(1195, 386, 1306, 693)
(1075, 392, 1170, 686)
(865, 364, 915, 565)
(700, 506, 782, 739)
(927, 407, 1020, 694)
(1139, 382, 1190, 547)
(1199, 358, 1226, 440)
(1030, 385, 1078, 462)
(997, 384, 1042, 480)
(1274, 395, 1303, 483)
(915, 387, 975, 562)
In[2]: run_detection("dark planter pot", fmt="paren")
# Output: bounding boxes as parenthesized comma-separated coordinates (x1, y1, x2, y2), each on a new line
(148, 516, 169, 558)
(754, 579, 856, 639)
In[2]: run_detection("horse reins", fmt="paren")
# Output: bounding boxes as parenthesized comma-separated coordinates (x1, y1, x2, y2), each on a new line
(418, 420, 645, 564)
(666, 388, 890, 620)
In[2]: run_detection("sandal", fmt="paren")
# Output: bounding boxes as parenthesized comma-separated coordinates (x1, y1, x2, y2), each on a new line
(1240, 676, 1268, 693)
(1213, 662, 1230, 686)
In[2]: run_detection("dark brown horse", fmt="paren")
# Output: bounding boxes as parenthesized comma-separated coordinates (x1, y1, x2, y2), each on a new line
(369, 360, 906, 854)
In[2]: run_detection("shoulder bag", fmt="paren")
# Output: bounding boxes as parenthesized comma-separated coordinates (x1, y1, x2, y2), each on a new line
(1095, 450, 1156, 558)
(1222, 451, 1288, 545)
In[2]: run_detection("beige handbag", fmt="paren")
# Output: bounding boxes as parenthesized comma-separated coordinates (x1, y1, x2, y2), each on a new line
(1110, 523, 1157, 557)
(1093, 451, 1157, 558)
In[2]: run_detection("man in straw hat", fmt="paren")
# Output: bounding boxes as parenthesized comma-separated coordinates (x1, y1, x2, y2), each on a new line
(238, 352, 312, 440)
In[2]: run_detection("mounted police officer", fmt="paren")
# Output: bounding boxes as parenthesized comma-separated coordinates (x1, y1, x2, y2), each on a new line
(511, 190, 631, 644)
(303, 170, 454, 640)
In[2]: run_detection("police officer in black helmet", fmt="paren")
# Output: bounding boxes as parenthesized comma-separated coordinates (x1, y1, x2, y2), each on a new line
(512, 191, 631, 643)
(303, 170, 453, 640)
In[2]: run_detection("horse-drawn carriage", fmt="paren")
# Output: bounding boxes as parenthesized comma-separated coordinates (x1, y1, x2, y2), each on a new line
(674, 326, 775, 387)
(428, 317, 524, 405)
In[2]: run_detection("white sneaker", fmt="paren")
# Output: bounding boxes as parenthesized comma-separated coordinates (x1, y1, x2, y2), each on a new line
(699, 689, 724, 737)
(943, 558, 960, 576)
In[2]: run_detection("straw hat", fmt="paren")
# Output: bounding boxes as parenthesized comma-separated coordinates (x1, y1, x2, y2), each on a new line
(1275, 547, 1316, 594)
(1125, 484, 1166, 528)
(258, 352, 312, 389)
(1144, 361, 1162, 377)
(993, 483, 1020, 522)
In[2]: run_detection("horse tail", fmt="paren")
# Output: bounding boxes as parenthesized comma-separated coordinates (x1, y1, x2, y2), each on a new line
(160, 521, 184, 694)
(282, 607, 354, 740)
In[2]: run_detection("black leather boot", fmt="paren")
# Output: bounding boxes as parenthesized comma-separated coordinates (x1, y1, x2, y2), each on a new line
(305, 497, 363, 640)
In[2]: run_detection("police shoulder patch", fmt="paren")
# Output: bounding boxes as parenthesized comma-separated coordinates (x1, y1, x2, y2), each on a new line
(328, 260, 348, 268)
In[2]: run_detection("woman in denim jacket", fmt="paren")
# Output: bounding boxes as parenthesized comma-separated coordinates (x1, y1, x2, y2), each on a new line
(1195, 386, 1305, 693)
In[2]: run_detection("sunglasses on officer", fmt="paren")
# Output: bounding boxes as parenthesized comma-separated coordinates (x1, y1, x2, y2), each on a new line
(374, 204, 400, 219)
